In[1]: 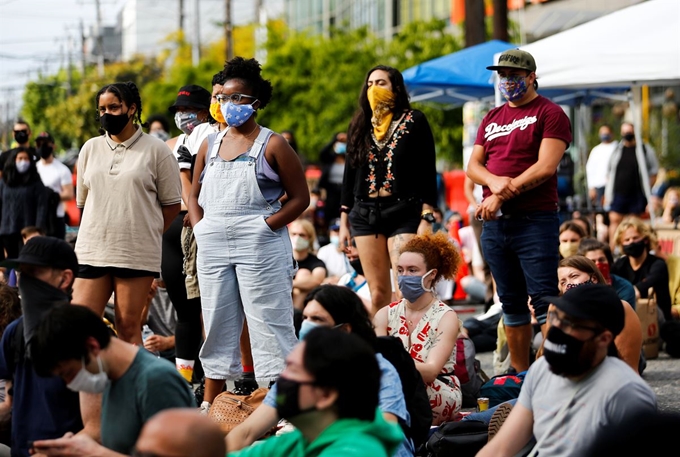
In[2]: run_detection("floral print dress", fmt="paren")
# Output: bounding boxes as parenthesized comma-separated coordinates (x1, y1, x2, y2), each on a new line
(386, 299, 462, 425)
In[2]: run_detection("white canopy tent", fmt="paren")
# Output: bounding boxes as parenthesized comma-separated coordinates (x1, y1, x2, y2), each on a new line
(505, 0, 680, 218)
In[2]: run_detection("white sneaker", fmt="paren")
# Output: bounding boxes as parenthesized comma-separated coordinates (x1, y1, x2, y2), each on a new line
(199, 401, 211, 415)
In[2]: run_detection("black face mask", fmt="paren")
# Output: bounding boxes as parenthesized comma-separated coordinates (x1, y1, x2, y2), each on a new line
(275, 376, 316, 420)
(543, 326, 597, 377)
(38, 144, 53, 159)
(100, 112, 131, 136)
(18, 273, 70, 349)
(622, 132, 635, 142)
(14, 130, 29, 144)
(349, 258, 364, 276)
(622, 239, 647, 258)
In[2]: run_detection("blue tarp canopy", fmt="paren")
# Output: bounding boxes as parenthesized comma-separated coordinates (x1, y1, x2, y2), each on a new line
(402, 40, 515, 106)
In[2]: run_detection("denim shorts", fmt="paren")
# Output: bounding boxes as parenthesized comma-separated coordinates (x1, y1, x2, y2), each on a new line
(481, 211, 560, 327)
(349, 196, 421, 238)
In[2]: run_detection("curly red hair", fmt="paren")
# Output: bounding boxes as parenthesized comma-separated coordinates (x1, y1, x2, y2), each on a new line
(399, 231, 461, 283)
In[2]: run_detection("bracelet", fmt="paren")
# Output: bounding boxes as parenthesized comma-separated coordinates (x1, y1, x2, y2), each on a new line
(340, 205, 351, 214)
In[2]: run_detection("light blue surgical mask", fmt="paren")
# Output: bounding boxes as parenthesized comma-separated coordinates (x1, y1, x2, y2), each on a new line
(330, 235, 340, 248)
(221, 101, 256, 127)
(15, 160, 30, 174)
(298, 320, 321, 341)
(334, 142, 347, 154)
(397, 269, 435, 303)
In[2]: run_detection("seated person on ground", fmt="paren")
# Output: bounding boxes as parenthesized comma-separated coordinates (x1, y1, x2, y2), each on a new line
(612, 216, 672, 321)
(316, 219, 351, 284)
(556, 256, 643, 374)
(289, 219, 327, 310)
(578, 237, 636, 308)
(30, 305, 195, 456)
(373, 231, 463, 425)
(476, 284, 656, 457)
(228, 327, 403, 457)
(135, 408, 225, 457)
(228, 285, 414, 457)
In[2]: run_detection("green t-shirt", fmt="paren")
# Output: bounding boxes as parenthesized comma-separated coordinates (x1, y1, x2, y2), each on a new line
(101, 349, 194, 454)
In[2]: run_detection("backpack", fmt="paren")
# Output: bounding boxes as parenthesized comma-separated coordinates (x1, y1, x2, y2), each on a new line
(375, 336, 432, 450)
(454, 334, 487, 408)
(421, 419, 488, 457)
(478, 372, 526, 408)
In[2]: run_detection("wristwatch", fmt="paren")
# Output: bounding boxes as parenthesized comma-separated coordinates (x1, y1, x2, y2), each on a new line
(421, 211, 436, 223)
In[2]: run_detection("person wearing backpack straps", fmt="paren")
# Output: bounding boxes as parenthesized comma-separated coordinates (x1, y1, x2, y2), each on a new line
(228, 285, 417, 457)
(476, 284, 656, 457)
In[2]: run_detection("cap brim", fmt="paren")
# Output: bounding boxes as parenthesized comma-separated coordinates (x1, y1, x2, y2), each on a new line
(545, 295, 593, 322)
(0, 256, 50, 271)
(486, 64, 533, 71)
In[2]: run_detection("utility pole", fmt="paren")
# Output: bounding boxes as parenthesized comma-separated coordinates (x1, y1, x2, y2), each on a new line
(464, 0, 485, 47)
(80, 19, 86, 77)
(255, 0, 267, 64)
(492, 0, 509, 42)
(94, 0, 105, 77)
(66, 30, 74, 95)
(225, 0, 233, 61)
(179, 0, 185, 32)
(192, 0, 200, 65)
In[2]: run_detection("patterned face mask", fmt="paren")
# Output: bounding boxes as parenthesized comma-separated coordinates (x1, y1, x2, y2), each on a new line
(498, 74, 528, 102)
(220, 101, 256, 128)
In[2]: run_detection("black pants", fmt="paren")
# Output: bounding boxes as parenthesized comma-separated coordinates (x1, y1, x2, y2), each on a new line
(161, 212, 203, 361)
(0, 233, 22, 260)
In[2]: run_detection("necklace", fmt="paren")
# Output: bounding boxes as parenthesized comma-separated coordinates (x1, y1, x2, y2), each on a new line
(228, 123, 259, 140)
(405, 297, 437, 327)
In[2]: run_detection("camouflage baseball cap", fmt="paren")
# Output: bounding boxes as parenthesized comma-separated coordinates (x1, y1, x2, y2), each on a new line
(487, 49, 537, 72)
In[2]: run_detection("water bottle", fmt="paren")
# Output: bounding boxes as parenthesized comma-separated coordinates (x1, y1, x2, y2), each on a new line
(141, 325, 160, 357)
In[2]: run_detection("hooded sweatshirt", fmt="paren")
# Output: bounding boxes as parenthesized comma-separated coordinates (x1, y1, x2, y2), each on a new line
(228, 408, 404, 457)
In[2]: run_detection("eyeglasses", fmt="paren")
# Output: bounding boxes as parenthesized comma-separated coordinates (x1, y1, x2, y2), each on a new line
(215, 93, 257, 105)
(547, 311, 602, 334)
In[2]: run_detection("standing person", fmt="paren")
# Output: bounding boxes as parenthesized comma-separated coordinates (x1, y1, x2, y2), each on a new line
(605, 122, 658, 250)
(467, 49, 572, 373)
(611, 216, 672, 321)
(339, 65, 438, 316)
(373, 231, 463, 426)
(188, 57, 308, 413)
(318, 132, 347, 230)
(586, 124, 617, 210)
(161, 84, 211, 384)
(35, 132, 73, 240)
(73, 81, 181, 345)
(0, 150, 48, 260)
(476, 284, 656, 457)
(0, 120, 35, 175)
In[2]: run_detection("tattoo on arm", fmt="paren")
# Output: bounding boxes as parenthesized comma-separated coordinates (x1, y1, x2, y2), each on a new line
(519, 176, 550, 193)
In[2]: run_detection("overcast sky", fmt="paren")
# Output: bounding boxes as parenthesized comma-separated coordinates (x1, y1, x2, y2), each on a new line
(0, 0, 282, 120)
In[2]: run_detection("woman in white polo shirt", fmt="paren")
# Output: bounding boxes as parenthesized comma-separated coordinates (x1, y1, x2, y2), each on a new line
(73, 81, 182, 345)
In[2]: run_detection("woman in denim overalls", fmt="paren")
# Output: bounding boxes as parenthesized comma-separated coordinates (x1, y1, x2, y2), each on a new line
(188, 57, 309, 412)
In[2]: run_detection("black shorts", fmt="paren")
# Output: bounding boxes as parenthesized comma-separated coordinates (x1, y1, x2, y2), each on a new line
(609, 193, 647, 215)
(349, 196, 421, 238)
(78, 264, 159, 279)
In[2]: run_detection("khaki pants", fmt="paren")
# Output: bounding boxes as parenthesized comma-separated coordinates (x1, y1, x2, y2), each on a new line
(181, 226, 200, 299)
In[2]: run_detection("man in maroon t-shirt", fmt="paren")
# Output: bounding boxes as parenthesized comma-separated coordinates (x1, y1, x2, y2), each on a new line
(467, 49, 572, 373)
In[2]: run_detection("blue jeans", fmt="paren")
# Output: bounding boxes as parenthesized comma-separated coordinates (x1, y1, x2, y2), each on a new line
(481, 211, 560, 327)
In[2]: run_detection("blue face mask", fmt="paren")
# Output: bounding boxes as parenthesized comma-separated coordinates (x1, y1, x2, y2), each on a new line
(334, 142, 347, 154)
(330, 235, 340, 248)
(220, 101, 256, 127)
(298, 320, 321, 341)
(599, 133, 612, 142)
(397, 269, 435, 303)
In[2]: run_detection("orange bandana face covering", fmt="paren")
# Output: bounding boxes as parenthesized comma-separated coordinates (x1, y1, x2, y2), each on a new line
(209, 102, 225, 124)
(367, 85, 396, 141)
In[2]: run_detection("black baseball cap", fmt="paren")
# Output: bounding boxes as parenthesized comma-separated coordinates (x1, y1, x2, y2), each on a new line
(546, 283, 624, 337)
(168, 85, 211, 113)
(0, 236, 79, 275)
(36, 131, 54, 143)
